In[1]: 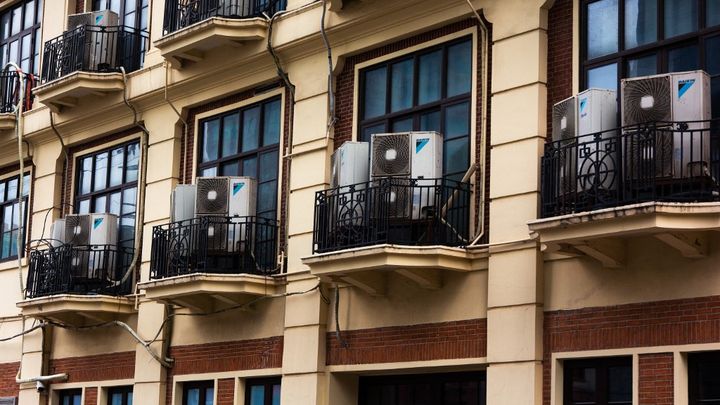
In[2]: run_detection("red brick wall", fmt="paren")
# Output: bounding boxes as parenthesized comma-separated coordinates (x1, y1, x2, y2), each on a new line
(326, 318, 486, 365)
(639, 353, 673, 405)
(76, 0, 85, 13)
(84, 387, 98, 405)
(0, 362, 19, 398)
(48, 352, 135, 383)
(165, 337, 283, 405)
(543, 295, 720, 405)
(216, 378, 235, 405)
(547, 0, 574, 138)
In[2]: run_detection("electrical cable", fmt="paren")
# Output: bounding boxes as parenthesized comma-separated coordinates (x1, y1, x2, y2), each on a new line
(320, 0, 337, 140)
(163, 61, 189, 184)
(334, 286, 348, 348)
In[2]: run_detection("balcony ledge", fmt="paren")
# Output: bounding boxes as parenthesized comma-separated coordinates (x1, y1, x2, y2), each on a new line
(529, 202, 720, 267)
(17, 294, 136, 326)
(302, 244, 489, 296)
(155, 17, 268, 68)
(138, 273, 283, 312)
(34, 72, 124, 113)
(0, 113, 15, 132)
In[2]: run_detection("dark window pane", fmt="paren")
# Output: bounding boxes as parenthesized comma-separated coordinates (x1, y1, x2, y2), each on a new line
(444, 382, 461, 405)
(627, 53, 657, 77)
(259, 150, 278, 182)
(242, 157, 257, 178)
(668, 43, 699, 72)
(447, 40, 472, 97)
(7, 178, 17, 200)
(125, 143, 139, 182)
(110, 147, 124, 187)
(94, 152, 109, 191)
(10, 6, 20, 36)
(608, 366, 632, 402)
(587, 63, 618, 90)
(110, 393, 122, 405)
(444, 102, 470, 138)
(420, 110, 441, 132)
(222, 114, 239, 157)
(445, 137, 469, 175)
(201, 166, 217, 177)
(1, 13, 9, 40)
(78, 199, 90, 214)
(257, 181, 277, 215)
(709, 0, 720, 26)
(22, 174, 29, 197)
(221, 161, 239, 176)
(250, 385, 264, 405)
(263, 99, 281, 146)
(570, 367, 597, 402)
(0, 182, 6, 202)
(202, 119, 220, 162)
(80, 157, 93, 195)
(665, 0, 697, 38)
(23, 1, 34, 29)
(186, 388, 200, 405)
(587, 0, 618, 59)
(697, 360, 720, 399)
(242, 106, 260, 152)
(392, 117, 413, 132)
(272, 385, 281, 405)
(204, 388, 213, 405)
(391, 59, 413, 112)
(364, 66, 387, 119)
(362, 123, 386, 142)
(122, 187, 136, 215)
(109, 191, 121, 216)
(625, 0, 657, 49)
(2, 204, 11, 232)
(93, 195, 107, 213)
(418, 50, 442, 104)
(705, 36, 720, 75)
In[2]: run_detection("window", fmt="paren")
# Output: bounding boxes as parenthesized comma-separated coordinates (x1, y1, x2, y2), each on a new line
(563, 357, 632, 405)
(689, 351, 720, 404)
(58, 389, 82, 405)
(0, 173, 29, 261)
(93, 0, 149, 30)
(75, 140, 140, 247)
(359, 372, 486, 405)
(0, 0, 42, 76)
(197, 97, 281, 220)
(108, 385, 133, 405)
(245, 378, 280, 405)
(358, 37, 473, 180)
(582, 0, 720, 117)
(183, 381, 214, 405)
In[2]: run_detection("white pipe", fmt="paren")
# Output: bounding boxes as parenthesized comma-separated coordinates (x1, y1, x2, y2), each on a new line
(16, 373, 68, 384)
(463, 0, 490, 246)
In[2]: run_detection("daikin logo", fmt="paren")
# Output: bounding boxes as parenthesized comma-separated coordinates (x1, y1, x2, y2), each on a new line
(232, 182, 245, 196)
(579, 98, 588, 118)
(93, 218, 103, 230)
(678, 79, 695, 98)
(95, 15, 104, 24)
(415, 138, 429, 153)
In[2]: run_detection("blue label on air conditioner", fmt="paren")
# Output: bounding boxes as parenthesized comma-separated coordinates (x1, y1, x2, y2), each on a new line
(580, 98, 587, 112)
(678, 79, 695, 98)
(95, 15, 104, 24)
(232, 182, 245, 195)
(93, 218, 103, 229)
(415, 138, 429, 153)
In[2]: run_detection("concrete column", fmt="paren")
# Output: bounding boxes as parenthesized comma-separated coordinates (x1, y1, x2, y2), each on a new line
(17, 318, 49, 405)
(483, 1, 550, 404)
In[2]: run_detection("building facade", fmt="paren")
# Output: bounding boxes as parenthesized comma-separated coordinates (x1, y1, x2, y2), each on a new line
(0, 0, 715, 404)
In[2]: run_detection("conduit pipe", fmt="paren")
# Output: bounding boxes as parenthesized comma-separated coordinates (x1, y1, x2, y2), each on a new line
(16, 373, 68, 384)
(163, 62, 189, 184)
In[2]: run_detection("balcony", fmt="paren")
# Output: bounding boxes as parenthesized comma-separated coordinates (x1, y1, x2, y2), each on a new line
(139, 216, 282, 312)
(156, 0, 286, 67)
(530, 120, 720, 266)
(0, 71, 35, 132)
(18, 245, 136, 325)
(303, 178, 487, 296)
(34, 25, 149, 112)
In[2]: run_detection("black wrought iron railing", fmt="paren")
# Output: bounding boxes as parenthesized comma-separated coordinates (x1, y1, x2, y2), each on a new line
(26, 245, 135, 298)
(0, 71, 35, 113)
(163, 0, 287, 35)
(150, 216, 280, 279)
(540, 120, 720, 218)
(41, 25, 149, 83)
(313, 177, 472, 254)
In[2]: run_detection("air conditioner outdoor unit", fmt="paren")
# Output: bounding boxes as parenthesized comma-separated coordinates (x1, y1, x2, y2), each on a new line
(621, 70, 711, 179)
(370, 132, 443, 218)
(576, 88, 618, 191)
(331, 141, 369, 189)
(60, 213, 118, 278)
(171, 184, 197, 224)
(67, 10, 119, 73)
(50, 218, 65, 247)
(195, 176, 257, 252)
